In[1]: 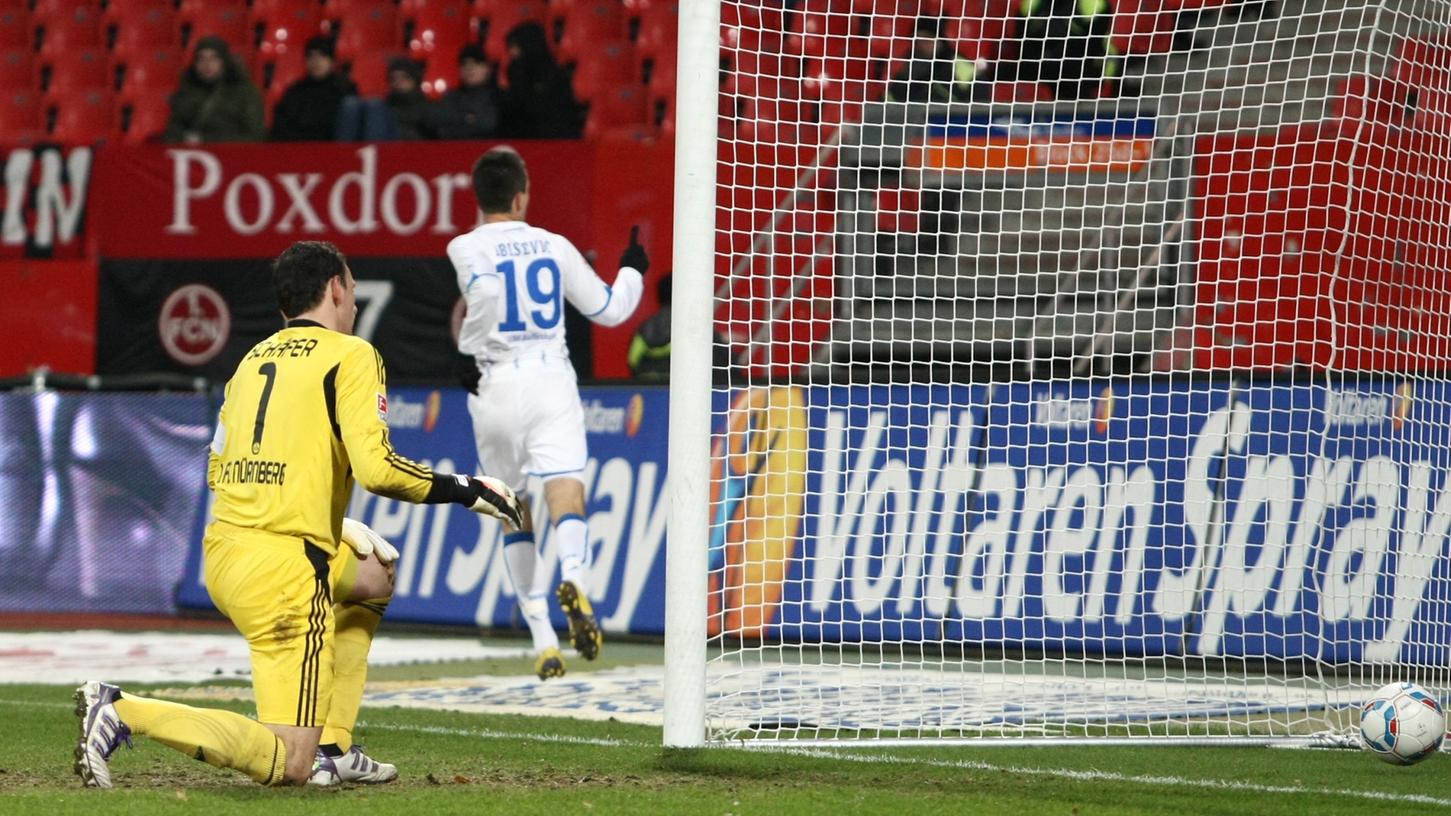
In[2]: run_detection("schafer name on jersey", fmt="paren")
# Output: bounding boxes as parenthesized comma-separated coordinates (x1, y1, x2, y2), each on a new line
(245, 337, 320, 360)
(214, 457, 288, 486)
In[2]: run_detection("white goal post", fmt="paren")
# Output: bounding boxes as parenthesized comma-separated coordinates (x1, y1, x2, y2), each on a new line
(667, 0, 1451, 748)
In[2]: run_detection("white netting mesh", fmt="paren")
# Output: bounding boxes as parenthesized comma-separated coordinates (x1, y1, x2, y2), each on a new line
(702, 0, 1451, 744)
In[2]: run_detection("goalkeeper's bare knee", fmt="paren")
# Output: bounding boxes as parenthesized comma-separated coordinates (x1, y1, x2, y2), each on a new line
(349, 553, 395, 604)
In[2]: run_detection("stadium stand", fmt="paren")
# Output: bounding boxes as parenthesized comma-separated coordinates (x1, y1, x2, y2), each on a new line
(177, 1, 251, 54)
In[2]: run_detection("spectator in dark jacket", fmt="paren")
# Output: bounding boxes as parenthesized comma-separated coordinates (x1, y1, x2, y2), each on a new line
(335, 56, 431, 141)
(628, 275, 673, 381)
(164, 36, 265, 144)
(385, 57, 431, 139)
(426, 44, 502, 140)
(502, 21, 582, 138)
(271, 36, 358, 141)
(887, 19, 977, 104)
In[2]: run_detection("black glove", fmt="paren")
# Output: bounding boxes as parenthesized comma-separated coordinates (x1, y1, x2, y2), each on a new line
(454, 354, 481, 395)
(465, 475, 523, 529)
(619, 225, 649, 275)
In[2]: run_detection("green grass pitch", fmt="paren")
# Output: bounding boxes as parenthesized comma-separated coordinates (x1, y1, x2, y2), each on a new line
(2, 642, 1450, 815)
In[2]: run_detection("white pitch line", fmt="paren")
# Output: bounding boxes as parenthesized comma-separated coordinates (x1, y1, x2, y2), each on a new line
(7, 695, 1449, 808)
(356, 720, 642, 749)
(758, 746, 1451, 809)
(0, 698, 72, 709)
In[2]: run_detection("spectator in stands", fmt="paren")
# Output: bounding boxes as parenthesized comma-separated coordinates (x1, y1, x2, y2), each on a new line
(501, 22, 582, 138)
(335, 57, 431, 141)
(383, 57, 431, 140)
(164, 36, 265, 144)
(426, 44, 501, 140)
(1008, 0, 1119, 100)
(271, 36, 358, 142)
(887, 19, 977, 104)
(628, 275, 673, 382)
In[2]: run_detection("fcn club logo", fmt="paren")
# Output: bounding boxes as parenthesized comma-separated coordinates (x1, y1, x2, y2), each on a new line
(158, 283, 230, 365)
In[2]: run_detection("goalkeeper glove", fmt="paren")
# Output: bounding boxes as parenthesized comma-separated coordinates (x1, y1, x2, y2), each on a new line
(455, 354, 482, 396)
(619, 225, 649, 275)
(340, 517, 400, 564)
(465, 475, 523, 529)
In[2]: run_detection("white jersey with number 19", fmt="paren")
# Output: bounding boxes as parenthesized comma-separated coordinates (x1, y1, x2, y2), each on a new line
(449, 221, 644, 368)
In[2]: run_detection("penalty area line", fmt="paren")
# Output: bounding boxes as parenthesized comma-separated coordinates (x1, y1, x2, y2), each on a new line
(357, 720, 648, 749)
(753, 746, 1451, 809)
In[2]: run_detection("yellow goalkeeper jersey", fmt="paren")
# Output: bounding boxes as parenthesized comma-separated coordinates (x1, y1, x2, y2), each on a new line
(207, 319, 434, 554)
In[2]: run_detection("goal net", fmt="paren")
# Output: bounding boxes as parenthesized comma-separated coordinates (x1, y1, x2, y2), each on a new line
(665, 0, 1451, 746)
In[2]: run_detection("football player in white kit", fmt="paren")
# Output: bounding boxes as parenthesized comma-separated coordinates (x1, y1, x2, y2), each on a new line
(449, 146, 646, 679)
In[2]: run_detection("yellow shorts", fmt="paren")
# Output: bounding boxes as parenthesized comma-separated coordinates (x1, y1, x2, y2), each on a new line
(202, 522, 359, 728)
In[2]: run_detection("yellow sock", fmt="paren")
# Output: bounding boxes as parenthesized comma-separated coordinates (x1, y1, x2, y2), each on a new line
(113, 695, 287, 785)
(320, 598, 387, 752)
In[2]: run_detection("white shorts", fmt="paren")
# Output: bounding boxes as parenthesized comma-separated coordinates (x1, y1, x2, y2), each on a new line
(466, 363, 587, 492)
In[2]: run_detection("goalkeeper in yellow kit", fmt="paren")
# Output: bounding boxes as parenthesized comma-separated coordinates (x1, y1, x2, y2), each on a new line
(72, 241, 523, 788)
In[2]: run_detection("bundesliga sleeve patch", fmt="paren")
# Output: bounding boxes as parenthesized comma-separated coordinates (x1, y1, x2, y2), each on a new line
(377, 393, 388, 421)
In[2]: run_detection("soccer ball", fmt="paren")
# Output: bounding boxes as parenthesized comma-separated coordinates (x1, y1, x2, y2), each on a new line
(1359, 681, 1446, 765)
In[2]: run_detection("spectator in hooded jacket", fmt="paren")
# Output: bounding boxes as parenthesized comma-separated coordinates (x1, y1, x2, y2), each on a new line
(271, 36, 358, 141)
(426, 44, 502, 140)
(164, 36, 265, 144)
(501, 22, 582, 138)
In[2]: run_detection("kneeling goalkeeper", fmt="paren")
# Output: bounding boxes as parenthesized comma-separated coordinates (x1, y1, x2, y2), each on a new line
(73, 241, 522, 787)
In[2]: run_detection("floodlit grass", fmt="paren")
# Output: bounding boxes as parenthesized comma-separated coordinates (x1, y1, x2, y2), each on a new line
(3, 674, 1451, 815)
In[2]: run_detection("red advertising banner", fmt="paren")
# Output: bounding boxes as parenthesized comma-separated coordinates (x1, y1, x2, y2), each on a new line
(91, 141, 595, 259)
(0, 259, 97, 376)
(1, 144, 93, 261)
(88, 139, 675, 380)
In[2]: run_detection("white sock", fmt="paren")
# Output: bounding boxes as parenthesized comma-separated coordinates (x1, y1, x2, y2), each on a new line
(503, 532, 558, 652)
(554, 515, 590, 594)
(520, 594, 559, 652)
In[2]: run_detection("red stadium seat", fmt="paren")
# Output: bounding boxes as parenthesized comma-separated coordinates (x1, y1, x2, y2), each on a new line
(266, 50, 307, 94)
(251, 0, 319, 26)
(345, 50, 405, 97)
(571, 40, 635, 102)
(121, 93, 170, 143)
(117, 47, 183, 103)
(333, 2, 402, 61)
(726, 40, 789, 80)
(645, 41, 675, 99)
(635, 1, 677, 61)
(111, 6, 181, 63)
(480, 0, 547, 64)
(101, 0, 173, 29)
(785, 0, 852, 59)
(179, 3, 252, 56)
(0, 8, 28, 50)
(408, 1, 472, 69)
(32, 0, 101, 27)
(37, 6, 103, 59)
(256, 2, 323, 65)
(866, 15, 914, 60)
(51, 86, 115, 144)
(584, 82, 647, 139)
(418, 50, 459, 97)
(41, 48, 110, 99)
(0, 88, 44, 143)
(557, 2, 626, 63)
(0, 48, 34, 91)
